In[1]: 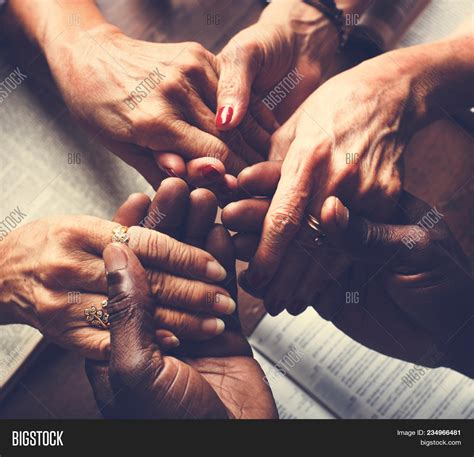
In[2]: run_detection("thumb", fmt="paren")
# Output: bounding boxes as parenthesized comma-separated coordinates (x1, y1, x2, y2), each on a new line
(103, 243, 162, 389)
(320, 196, 429, 265)
(216, 42, 261, 131)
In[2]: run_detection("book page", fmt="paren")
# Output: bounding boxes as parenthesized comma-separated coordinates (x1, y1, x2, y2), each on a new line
(0, 52, 153, 393)
(252, 347, 335, 419)
(250, 310, 474, 419)
(0, 325, 42, 391)
(397, 0, 472, 48)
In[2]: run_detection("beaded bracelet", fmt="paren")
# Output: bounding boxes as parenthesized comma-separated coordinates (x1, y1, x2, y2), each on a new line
(303, 0, 348, 52)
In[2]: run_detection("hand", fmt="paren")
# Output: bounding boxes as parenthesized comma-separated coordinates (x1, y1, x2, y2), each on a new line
(46, 24, 269, 187)
(317, 192, 474, 378)
(216, 0, 339, 128)
(225, 160, 348, 314)
(224, 166, 474, 377)
(240, 54, 425, 309)
(125, 179, 241, 348)
(85, 234, 278, 419)
(0, 187, 230, 360)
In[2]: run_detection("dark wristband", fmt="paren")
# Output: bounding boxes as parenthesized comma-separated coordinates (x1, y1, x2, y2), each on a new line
(303, 0, 348, 52)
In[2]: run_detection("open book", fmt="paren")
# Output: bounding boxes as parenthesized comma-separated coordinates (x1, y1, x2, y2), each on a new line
(250, 310, 474, 419)
(0, 0, 471, 405)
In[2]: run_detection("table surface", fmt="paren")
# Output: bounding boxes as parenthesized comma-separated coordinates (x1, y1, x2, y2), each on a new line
(0, 0, 472, 418)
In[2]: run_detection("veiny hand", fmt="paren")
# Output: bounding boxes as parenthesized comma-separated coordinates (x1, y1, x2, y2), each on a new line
(85, 233, 278, 419)
(225, 160, 346, 314)
(216, 0, 339, 128)
(224, 165, 474, 377)
(239, 54, 426, 310)
(0, 185, 231, 360)
(47, 24, 270, 188)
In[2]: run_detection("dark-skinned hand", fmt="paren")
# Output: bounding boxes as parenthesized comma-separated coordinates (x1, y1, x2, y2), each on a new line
(223, 161, 474, 377)
(86, 178, 278, 419)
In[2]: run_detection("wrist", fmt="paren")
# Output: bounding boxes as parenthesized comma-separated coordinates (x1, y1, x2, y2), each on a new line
(45, 22, 123, 91)
(261, 0, 340, 74)
(381, 36, 474, 130)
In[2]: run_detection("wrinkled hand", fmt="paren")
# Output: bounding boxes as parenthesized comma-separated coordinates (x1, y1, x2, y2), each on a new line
(85, 231, 278, 419)
(0, 187, 229, 360)
(223, 163, 474, 377)
(240, 55, 423, 307)
(216, 0, 339, 128)
(47, 24, 269, 189)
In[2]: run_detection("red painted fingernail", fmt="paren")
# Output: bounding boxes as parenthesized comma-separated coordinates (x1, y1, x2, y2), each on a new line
(216, 105, 233, 128)
(201, 165, 221, 180)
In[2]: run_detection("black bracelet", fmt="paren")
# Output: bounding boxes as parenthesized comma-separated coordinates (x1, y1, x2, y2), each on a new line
(303, 0, 348, 52)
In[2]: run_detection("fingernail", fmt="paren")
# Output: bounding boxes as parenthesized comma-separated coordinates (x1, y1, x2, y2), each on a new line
(158, 164, 178, 178)
(212, 294, 236, 315)
(161, 336, 180, 348)
(206, 261, 227, 282)
(201, 318, 225, 335)
(335, 198, 349, 228)
(104, 243, 128, 272)
(216, 105, 233, 128)
(201, 165, 221, 181)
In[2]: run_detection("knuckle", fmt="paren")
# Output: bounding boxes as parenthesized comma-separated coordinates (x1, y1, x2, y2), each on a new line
(173, 242, 194, 271)
(38, 250, 75, 287)
(148, 270, 168, 301)
(267, 203, 302, 242)
(173, 279, 196, 306)
(185, 41, 206, 57)
(219, 46, 237, 67)
(35, 292, 62, 330)
(380, 174, 402, 201)
(360, 220, 386, 249)
(48, 217, 78, 244)
(155, 308, 191, 333)
(212, 143, 230, 165)
(138, 229, 170, 266)
(113, 120, 137, 143)
(219, 74, 241, 95)
(107, 289, 136, 319)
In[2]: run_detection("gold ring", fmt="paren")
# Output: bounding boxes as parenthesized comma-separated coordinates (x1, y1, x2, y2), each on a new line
(84, 299, 110, 329)
(306, 214, 326, 246)
(112, 225, 129, 244)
